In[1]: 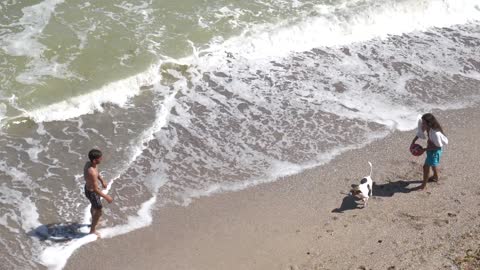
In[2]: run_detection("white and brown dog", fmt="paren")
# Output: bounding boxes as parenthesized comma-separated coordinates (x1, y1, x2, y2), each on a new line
(349, 162, 373, 208)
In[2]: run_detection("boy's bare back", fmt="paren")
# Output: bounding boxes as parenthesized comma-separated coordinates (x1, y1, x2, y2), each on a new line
(84, 162, 99, 191)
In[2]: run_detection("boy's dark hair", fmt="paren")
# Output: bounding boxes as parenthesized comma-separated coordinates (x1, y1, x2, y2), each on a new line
(422, 113, 444, 134)
(88, 149, 102, 162)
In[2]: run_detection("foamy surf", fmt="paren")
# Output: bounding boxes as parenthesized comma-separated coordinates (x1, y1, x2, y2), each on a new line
(1, 0, 65, 58)
(191, 0, 480, 63)
(8, 0, 480, 125)
(1, 1, 480, 269)
(176, 133, 390, 206)
(22, 63, 161, 122)
(36, 89, 176, 269)
(39, 196, 157, 270)
(0, 0, 72, 84)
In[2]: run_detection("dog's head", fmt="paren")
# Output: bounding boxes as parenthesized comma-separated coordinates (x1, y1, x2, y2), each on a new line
(349, 184, 361, 196)
(349, 178, 369, 196)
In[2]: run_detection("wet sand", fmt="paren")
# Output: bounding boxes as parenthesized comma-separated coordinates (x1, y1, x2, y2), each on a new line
(65, 107, 480, 270)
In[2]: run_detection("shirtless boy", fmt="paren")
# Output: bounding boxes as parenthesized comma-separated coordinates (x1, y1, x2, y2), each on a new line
(84, 149, 113, 237)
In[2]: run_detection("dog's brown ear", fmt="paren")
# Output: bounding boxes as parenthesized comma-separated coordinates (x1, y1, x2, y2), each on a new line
(350, 189, 361, 196)
(351, 184, 359, 189)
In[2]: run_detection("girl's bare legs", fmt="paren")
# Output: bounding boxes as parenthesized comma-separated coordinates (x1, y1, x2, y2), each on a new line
(420, 164, 430, 190)
(430, 166, 439, 182)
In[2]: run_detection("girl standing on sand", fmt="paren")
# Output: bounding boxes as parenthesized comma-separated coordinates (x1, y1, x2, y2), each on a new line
(411, 113, 448, 190)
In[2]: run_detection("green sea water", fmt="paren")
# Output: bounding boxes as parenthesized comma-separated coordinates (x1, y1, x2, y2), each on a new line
(0, 0, 323, 115)
(1, 1, 480, 269)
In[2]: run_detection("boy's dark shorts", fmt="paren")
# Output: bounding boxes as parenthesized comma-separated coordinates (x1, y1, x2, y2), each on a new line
(84, 185, 103, 209)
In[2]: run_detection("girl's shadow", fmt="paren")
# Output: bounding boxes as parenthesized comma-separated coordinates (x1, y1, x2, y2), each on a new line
(332, 180, 422, 213)
(372, 180, 422, 197)
(29, 222, 90, 243)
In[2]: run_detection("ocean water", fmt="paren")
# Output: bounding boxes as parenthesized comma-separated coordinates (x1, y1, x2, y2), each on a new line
(1, 0, 480, 269)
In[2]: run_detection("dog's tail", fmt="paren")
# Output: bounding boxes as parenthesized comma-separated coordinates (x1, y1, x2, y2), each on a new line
(368, 161, 373, 177)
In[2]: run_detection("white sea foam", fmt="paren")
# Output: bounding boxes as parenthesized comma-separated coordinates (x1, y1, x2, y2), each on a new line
(316, 91, 421, 131)
(0, 0, 74, 84)
(181, 0, 480, 134)
(114, 1, 153, 21)
(195, 0, 480, 64)
(24, 138, 45, 161)
(15, 57, 74, 85)
(40, 196, 157, 270)
(0, 160, 42, 234)
(39, 234, 97, 270)
(38, 85, 176, 270)
(0, 215, 20, 234)
(128, 86, 178, 169)
(0, 103, 6, 122)
(1, 0, 65, 58)
(17, 197, 42, 232)
(5, 2, 480, 270)
(98, 195, 157, 238)
(0, 184, 41, 233)
(16, 0, 480, 123)
(178, 130, 389, 206)
(214, 6, 244, 29)
(170, 1, 480, 138)
(23, 63, 162, 122)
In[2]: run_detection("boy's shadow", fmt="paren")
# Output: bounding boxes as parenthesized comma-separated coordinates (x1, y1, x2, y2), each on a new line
(332, 180, 422, 213)
(29, 222, 90, 243)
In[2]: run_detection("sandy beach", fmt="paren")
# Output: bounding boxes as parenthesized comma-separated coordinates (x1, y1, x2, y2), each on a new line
(65, 107, 480, 270)
(3, 2, 480, 269)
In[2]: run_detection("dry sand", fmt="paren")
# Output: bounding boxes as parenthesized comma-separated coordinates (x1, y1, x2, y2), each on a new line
(65, 107, 480, 270)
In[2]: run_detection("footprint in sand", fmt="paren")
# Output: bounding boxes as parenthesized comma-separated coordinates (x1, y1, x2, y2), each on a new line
(433, 219, 449, 227)
(412, 223, 425, 231)
(398, 212, 425, 231)
(398, 212, 422, 221)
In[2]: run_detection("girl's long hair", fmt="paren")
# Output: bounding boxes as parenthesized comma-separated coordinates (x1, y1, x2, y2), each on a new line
(422, 113, 444, 134)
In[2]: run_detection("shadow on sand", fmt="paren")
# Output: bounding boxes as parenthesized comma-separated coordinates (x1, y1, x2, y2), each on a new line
(373, 180, 423, 197)
(29, 222, 90, 243)
(331, 195, 360, 213)
(332, 180, 423, 213)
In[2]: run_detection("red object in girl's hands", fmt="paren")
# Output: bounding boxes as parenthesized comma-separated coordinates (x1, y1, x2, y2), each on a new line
(410, 143, 425, 156)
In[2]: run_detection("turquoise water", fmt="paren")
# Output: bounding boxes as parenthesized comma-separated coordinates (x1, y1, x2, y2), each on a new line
(1, 0, 480, 269)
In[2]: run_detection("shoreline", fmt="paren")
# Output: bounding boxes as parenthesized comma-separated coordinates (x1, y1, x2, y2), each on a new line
(65, 107, 480, 270)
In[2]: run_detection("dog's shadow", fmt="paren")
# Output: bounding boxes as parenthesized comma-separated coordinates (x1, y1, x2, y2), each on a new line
(331, 195, 360, 213)
(28, 222, 90, 243)
(332, 180, 422, 213)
